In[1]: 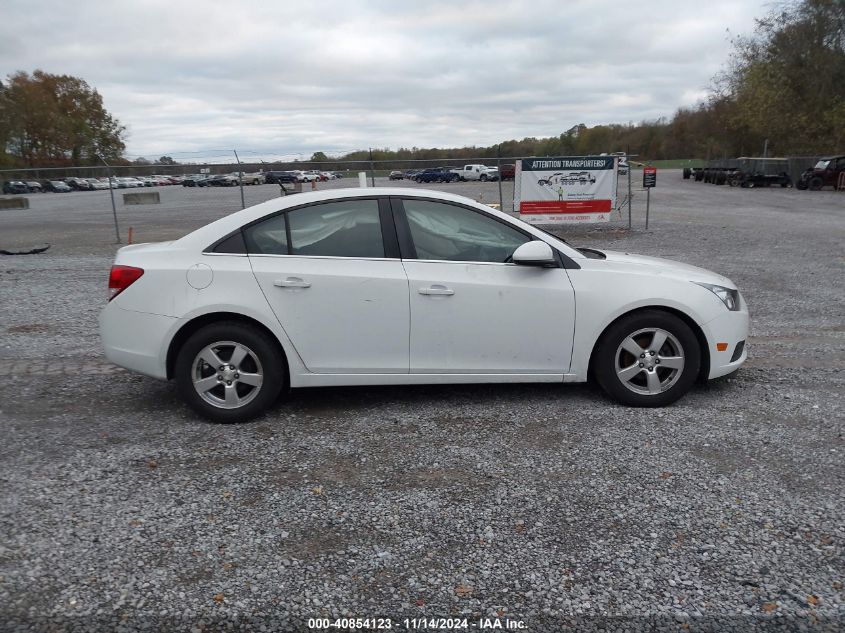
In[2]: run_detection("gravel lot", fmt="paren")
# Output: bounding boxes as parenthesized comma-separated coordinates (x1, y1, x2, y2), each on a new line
(1, 174, 843, 632)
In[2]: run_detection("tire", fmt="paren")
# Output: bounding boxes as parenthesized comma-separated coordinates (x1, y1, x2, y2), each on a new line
(593, 310, 701, 407)
(479, 174, 488, 182)
(174, 321, 286, 423)
(809, 176, 823, 191)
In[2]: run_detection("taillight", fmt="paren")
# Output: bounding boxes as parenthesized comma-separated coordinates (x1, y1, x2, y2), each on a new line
(108, 265, 144, 301)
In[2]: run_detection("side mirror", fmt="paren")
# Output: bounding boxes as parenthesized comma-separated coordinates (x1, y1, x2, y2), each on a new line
(512, 241, 556, 266)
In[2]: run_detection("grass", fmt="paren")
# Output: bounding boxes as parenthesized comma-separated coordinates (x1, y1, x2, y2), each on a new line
(628, 159, 706, 169)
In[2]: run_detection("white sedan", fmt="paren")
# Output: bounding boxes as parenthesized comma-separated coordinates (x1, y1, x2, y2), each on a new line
(100, 188, 748, 422)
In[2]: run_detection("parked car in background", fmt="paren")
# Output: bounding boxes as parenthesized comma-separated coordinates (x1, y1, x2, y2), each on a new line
(414, 168, 459, 183)
(236, 172, 266, 185)
(797, 155, 845, 190)
(43, 180, 72, 193)
(66, 177, 93, 191)
(3, 180, 29, 194)
(264, 171, 299, 185)
(499, 164, 516, 181)
(182, 175, 211, 187)
(117, 177, 145, 188)
(207, 174, 239, 187)
(100, 187, 749, 422)
(26, 181, 43, 193)
(303, 170, 328, 182)
(389, 170, 404, 180)
(295, 171, 319, 182)
(452, 164, 498, 182)
(85, 178, 109, 190)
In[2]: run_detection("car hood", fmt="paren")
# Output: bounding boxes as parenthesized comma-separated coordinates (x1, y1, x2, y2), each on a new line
(599, 250, 736, 287)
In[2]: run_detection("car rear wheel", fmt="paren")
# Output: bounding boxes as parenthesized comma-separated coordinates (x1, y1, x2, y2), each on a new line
(479, 174, 488, 182)
(594, 310, 701, 407)
(175, 322, 285, 423)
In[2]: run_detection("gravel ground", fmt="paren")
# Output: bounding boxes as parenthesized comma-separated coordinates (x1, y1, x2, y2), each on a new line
(0, 173, 843, 632)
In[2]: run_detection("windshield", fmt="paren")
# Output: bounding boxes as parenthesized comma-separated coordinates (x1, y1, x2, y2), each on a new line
(527, 223, 570, 246)
(814, 159, 830, 169)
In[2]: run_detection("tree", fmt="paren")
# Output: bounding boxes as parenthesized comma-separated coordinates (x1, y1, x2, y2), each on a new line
(723, 0, 845, 155)
(157, 155, 177, 165)
(0, 70, 126, 167)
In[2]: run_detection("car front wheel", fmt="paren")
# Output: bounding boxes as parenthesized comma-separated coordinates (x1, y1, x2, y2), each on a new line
(175, 322, 285, 423)
(594, 310, 701, 407)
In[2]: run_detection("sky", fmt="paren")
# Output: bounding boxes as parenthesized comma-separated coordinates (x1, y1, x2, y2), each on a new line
(0, 0, 772, 162)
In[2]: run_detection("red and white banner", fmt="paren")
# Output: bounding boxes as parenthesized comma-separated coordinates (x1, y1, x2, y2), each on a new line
(515, 156, 617, 224)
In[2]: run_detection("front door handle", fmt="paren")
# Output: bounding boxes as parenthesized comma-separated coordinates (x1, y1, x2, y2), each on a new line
(274, 277, 311, 289)
(419, 285, 454, 296)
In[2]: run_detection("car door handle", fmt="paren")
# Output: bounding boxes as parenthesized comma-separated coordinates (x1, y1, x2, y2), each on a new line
(274, 277, 311, 289)
(419, 285, 454, 296)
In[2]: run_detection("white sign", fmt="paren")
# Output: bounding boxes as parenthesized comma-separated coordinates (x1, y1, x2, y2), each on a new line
(515, 156, 617, 224)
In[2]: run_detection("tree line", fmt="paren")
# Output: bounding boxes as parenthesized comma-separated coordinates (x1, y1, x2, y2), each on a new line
(1, 0, 841, 170)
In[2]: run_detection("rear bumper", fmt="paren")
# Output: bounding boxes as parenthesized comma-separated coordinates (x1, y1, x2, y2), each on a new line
(99, 304, 176, 380)
(701, 307, 750, 379)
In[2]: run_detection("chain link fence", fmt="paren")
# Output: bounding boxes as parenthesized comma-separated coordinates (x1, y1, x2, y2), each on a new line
(1, 155, 639, 221)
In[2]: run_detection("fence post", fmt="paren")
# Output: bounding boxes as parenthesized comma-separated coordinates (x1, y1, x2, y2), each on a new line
(97, 155, 121, 244)
(627, 160, 632, 230)
(234, 149, 245, 209)
(496, 147, 504, 212)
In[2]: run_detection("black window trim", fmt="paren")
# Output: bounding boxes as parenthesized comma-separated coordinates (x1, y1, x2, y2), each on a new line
(389, 195, 579, 269)
(205, 228, 248, 255)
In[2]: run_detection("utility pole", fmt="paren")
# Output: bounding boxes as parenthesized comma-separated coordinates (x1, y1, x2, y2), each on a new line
(369, 148, 375, 187)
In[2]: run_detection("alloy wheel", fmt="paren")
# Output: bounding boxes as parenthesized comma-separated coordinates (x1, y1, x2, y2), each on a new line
(191, 341, 264, 409)
(614, 327, 685, 395)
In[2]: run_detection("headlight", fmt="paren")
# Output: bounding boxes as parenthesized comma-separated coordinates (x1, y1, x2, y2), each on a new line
(694, 282, 740, 311)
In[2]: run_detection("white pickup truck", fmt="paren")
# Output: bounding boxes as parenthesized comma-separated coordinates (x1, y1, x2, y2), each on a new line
(451, 164, 499, 181)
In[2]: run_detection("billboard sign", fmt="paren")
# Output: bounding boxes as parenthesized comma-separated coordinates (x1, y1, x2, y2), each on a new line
(515, 156, 617, 224)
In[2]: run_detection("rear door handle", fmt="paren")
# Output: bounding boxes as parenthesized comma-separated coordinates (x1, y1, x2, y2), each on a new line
(274, 277, 311, 289)
(419, 285, 454, 296)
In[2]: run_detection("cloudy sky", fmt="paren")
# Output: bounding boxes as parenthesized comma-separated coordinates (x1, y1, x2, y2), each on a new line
(1, 0, 771, 162)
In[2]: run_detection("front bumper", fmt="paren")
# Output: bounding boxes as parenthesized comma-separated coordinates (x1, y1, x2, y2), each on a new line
(701, 307, 750, 379)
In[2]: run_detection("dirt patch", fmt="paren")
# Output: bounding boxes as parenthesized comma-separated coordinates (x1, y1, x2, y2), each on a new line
(6, 323, 52, 334)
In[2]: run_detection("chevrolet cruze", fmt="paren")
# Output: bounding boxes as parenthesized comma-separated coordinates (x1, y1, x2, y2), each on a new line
(100, 188, 749, 422)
